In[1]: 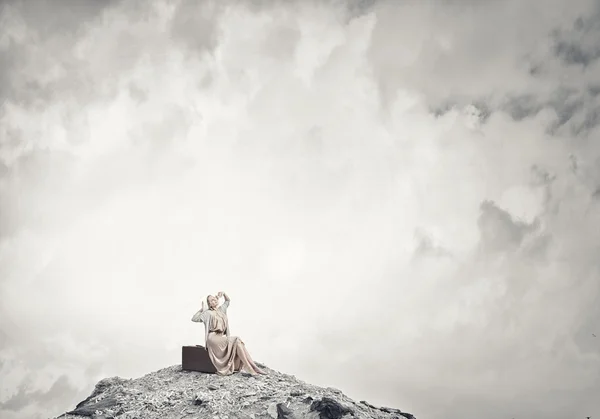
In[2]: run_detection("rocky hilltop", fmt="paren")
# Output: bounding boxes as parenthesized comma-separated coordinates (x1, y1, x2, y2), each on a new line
(53, 363, 415, 419)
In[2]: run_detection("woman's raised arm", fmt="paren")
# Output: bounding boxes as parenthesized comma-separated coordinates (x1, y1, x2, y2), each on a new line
(191, 300, 208, 322)
(218, 291, 230, 312)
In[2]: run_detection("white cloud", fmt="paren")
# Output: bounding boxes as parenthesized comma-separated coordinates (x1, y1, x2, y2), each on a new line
(1, 1, 600, 419)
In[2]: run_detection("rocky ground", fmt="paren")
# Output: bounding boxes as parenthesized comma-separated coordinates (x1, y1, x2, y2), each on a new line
(51, 363, 415, 419)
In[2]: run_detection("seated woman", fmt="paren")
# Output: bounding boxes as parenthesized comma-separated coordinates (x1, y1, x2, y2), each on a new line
(191, 291, 266, 376)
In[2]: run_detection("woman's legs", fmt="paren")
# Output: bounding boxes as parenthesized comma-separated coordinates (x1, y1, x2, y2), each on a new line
(207, 332, 267, 376)
(234, 339, 259, 375)
(232, 338, 267, 375)
(242, 345, 266, 374)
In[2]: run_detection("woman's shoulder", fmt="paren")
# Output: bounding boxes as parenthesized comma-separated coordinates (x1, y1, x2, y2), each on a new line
(192, 308, 211, 322)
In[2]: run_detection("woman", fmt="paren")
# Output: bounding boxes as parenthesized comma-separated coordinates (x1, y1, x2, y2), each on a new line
(191, 291, 266, 376)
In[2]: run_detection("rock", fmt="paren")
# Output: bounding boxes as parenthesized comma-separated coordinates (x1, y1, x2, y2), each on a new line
(66, 397, 119, 417)
(267, 403, 278, 418)
(193, 392, 211, 406)
(380, 406, 415, 419)
(72, 377, 127, 411)
(310, 397, 353, 419)
(276, 403, 296, 419)
(360, 400, 378, 409)
(361, 400, 416, 419)
(53, 364, 412, 419)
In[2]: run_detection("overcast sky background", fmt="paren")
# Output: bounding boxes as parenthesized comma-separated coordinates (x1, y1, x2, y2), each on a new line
(1, 0, 599, 418)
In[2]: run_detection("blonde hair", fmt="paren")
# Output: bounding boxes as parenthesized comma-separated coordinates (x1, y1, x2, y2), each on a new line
(206, 295, 217, 309)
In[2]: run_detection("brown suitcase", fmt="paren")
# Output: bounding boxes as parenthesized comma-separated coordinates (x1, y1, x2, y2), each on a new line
(182, 345, 217, 373)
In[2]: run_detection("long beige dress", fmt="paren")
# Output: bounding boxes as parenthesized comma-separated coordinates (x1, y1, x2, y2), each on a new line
(191, 300, 262, 376)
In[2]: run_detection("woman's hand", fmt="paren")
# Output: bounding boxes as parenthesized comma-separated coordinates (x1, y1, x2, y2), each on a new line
(217, 291, 224, 298)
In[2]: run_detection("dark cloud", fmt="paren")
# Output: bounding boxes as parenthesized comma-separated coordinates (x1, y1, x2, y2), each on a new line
(554, 40, 600, 67)
(5, 0, 118, 38)
(588, 84, 600, 97)
(1, 375, 78, 412)
(547, 87, 586, 126)
(501, 94, 543, 121)
(412, 228, 453, 259)
(574, 105, 600, 134)
(363, 0, 600, 140)
(552, 9, 600, 67)
(493, 86, 600, 136)
(0, 0, 117, 106)
(477, 200, 539, 254)
(169, 1, 222, 55)
(430, 98, 493, 123)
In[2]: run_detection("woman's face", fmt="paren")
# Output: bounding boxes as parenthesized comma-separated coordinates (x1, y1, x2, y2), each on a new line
(207, 295, 218, 309)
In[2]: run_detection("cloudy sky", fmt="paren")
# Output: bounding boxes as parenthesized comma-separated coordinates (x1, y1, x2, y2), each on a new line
(1, 0, 599, 418)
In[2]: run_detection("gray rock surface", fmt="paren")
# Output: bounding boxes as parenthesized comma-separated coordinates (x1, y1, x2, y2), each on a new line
(53, 363, 415, 419)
